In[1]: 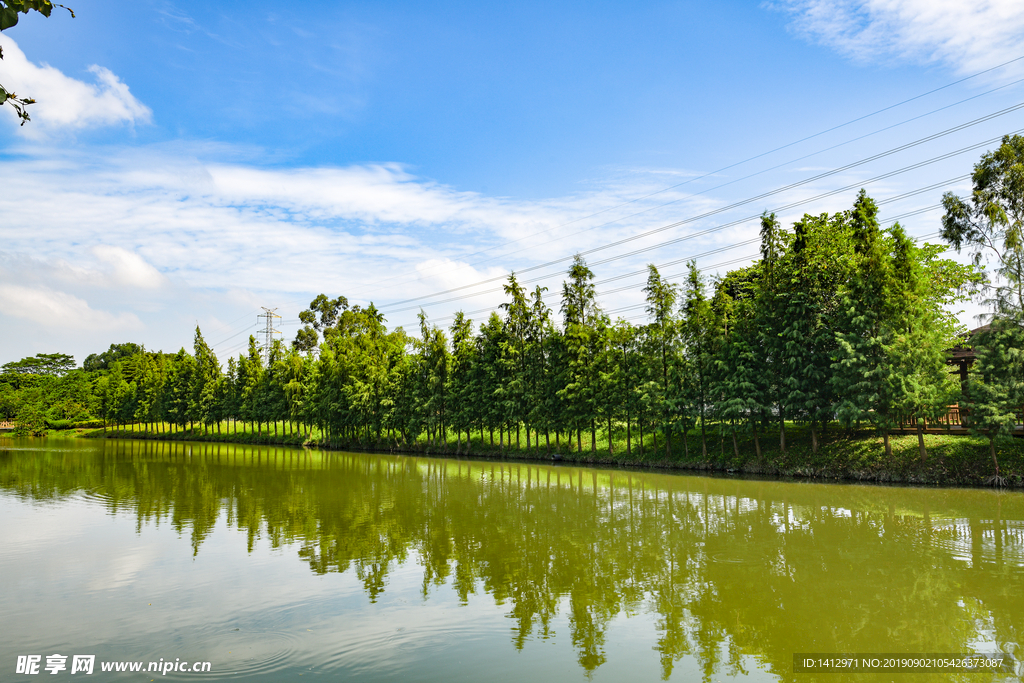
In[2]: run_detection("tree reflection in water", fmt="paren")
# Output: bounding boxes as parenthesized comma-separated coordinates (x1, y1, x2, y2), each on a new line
(2, 438, 1022, 682)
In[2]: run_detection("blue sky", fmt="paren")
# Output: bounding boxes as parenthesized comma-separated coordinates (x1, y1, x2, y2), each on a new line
(2, 0, 1024, 363)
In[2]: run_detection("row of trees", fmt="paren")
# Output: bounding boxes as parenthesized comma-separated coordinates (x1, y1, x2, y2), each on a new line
(4, 189, 985, 463)
(9, 136, 1024, 475)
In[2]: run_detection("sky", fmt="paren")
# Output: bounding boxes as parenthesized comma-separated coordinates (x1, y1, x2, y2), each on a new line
(2, 0, 1024, 364)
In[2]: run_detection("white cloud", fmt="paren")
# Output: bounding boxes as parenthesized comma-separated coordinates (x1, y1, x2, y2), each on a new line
(772, 0, 1024, 74)
(0, 34, 151, 134)
(0, 284, 142, 330)
(0, 144, 731, 359)
(92, 246, 166, 289)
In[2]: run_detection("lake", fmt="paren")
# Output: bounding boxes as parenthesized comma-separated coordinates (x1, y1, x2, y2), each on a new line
(2, 437, 1022, 681)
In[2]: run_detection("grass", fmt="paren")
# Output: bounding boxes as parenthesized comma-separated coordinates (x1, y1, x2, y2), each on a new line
(61, 419, 1024, 488)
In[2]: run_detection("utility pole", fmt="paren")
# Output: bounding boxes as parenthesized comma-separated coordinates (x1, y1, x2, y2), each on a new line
(256, 307, 282, 365)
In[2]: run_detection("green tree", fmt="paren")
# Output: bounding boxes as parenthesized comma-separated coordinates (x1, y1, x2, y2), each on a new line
(560, 255, 601, 453)
(643, 264, 679, 458)
(2, 352, 76, 376)
(294, 294, 349, 353)
(681, 261, 713, 459)
(962, 320, 1024, 481)
(83, 343, 143, 372)
(190, 327, 221, 432)
(941, 134, 1024, 316)
(831, 191, 899, 456)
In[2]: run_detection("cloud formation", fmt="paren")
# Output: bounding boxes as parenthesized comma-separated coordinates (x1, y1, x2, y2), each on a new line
(773, 0, 1024, 75)
(0, 35, 151, 134)
(0, 283, 142, 330)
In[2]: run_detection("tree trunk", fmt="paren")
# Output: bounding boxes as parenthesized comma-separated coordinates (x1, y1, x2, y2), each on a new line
(732, 428, 739, 458)
(626, 413, 632, 456)
(917, 419, 927, 463)
(811, 423, 818, 455)
(591, 419, 596, 455)
(779, 419, 786, 454)
(991, 434, 1000, 476)
(752, 418, 761, 460)
(883, 430, 892, 459)
(608, 416, 613, 455)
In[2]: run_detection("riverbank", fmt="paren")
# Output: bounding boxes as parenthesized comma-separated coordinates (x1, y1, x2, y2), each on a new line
(55, 420, 1024, 488)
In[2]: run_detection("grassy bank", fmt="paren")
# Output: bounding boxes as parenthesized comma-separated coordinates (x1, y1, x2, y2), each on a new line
(59, 418, 1024, 488)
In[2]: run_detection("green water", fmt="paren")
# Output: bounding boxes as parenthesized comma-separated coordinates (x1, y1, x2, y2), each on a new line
(1, 437, 1022, 682)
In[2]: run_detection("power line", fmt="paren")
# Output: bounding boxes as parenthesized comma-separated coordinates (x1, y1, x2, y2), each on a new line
(379, 105, 1024, 313)
(344, 54, 1024, 301)
(383, 75, 1024, 294)
(382, 126, 1003, 319)
(394, 197, 956, 332)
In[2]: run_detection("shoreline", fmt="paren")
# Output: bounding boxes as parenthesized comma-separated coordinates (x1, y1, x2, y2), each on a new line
(37, 424, 1024, 489)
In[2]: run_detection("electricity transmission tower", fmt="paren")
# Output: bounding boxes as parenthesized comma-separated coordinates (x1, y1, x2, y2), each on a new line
(256, 307, 282, 365)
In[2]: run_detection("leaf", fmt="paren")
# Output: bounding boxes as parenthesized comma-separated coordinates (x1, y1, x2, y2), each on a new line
(0, 6, 19, 29)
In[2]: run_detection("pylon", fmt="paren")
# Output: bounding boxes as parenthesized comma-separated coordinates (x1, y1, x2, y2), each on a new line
(256, 307, 282, 365)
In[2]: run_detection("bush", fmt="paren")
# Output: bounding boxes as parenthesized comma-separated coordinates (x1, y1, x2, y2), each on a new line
(12, 405, 48, 436)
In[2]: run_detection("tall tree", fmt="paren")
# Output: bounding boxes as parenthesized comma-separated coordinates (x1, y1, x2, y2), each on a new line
(190, 327, 221, 432)
(941, 134, 1024, 316)
(643, 265, 679, 458)
(681, 261, 713, 459)
(961, 319, 1024, 481)
(831, 190, 899, 456)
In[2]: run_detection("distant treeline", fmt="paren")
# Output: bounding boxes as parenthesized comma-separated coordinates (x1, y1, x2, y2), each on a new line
(5, 134, 1024, 480)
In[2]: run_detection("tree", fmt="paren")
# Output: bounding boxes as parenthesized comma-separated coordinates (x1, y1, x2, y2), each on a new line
(886, 229, 967, 462)
(560, 255, 601, 453)
(941, 134, 1024, 316)
(754, 211, 790, 452)
(190, 327, 221, 431)
(831, 191, 900, 456)
(2, 352, 76, 376)
(448, 311, 476, 453)
(681, 261, 713, 459)
(1, 0, 74, 124)
(643, 264, 679, 458)
(962, 320, 1024, 482)
(83, 343, 143, 371)
(775, 212, 851, 453)
(294, 294, 349, 353)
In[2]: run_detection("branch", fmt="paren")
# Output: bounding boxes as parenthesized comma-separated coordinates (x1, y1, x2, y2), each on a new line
(0, 83, 33, 124)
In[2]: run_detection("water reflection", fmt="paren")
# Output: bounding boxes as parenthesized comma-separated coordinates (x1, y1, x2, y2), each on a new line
(1, 437, 1023, 681)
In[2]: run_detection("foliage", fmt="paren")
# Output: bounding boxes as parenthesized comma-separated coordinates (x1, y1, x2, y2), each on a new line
(3, 352, 75, 376)
(0, 0, 74, 124)
(83, 343, 143, 371)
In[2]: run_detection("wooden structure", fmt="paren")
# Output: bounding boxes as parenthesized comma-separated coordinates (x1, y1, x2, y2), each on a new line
(896, 325, 1024, 434)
